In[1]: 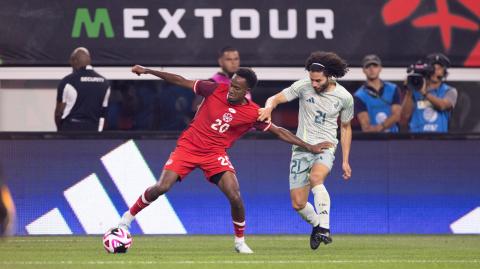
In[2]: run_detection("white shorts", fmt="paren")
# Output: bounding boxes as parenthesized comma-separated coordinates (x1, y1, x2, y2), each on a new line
(288, 148, 335, 190)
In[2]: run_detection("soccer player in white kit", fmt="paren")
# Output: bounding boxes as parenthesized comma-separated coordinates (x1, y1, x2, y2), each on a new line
(258, 51, 354, 249)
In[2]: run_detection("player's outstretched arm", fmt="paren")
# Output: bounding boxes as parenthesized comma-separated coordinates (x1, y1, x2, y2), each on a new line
(258, 92, 288, 122)
(131, 65, 195, 90)
(268, 124, 333, 154)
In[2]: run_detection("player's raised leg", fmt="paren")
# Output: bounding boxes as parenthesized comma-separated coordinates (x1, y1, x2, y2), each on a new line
(215, 171, 253, 254)
(118, 169, 180, 230)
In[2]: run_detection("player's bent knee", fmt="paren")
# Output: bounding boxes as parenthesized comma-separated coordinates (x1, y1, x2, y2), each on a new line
(310, 177, 326, 186)
(228, 193, 243, 207)
(291, 200, 307, 211)
(231, 194, 243, 205)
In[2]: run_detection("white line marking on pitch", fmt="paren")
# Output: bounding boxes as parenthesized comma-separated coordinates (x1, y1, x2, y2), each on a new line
(1, 260, 479, 265)
(4, 237, 310, 243)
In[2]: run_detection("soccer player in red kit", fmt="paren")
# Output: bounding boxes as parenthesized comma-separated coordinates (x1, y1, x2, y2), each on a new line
(118, 65, 332, 253)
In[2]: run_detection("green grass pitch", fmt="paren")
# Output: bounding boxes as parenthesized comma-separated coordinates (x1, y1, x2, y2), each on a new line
(1, 235, 479, 269)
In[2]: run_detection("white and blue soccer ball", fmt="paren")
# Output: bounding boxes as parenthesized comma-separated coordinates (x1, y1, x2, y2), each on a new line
(103, 227, 132, 253)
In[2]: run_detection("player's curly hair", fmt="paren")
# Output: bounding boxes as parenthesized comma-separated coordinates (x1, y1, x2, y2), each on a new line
(305, 51, 349, 78)
(235, 68, 258, 90)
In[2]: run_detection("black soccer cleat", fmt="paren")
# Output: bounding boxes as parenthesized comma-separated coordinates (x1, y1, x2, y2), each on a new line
(318, 227, 333, 245)
(310, 225, 322, 250)
(310, 226, 332, 249)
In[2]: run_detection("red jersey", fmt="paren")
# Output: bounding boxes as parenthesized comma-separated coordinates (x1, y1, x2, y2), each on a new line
(177, 81, 271, 153)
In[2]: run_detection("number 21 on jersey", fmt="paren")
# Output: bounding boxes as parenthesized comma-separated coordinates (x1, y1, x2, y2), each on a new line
(315, 110, 326, 124)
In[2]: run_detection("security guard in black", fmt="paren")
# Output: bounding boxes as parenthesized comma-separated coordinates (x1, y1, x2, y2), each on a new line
(55, 47, 110, 131)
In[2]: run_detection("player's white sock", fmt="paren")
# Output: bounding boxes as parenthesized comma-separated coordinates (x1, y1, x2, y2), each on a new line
(234, 236, 253, 254)
(234, 236, 245, 244)
(312, 184, 330, 229)
(297, 202, 320, 227)
(118, 211, 135, 230)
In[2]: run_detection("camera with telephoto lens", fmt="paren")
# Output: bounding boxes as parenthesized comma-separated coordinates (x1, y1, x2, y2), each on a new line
(406, 60, 434, 90)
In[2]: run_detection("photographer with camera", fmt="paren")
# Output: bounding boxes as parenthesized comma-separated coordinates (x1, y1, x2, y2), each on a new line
(400, 53, 458, 132)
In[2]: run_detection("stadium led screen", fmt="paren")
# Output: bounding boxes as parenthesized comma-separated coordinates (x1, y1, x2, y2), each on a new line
(2, 139, 479, 235)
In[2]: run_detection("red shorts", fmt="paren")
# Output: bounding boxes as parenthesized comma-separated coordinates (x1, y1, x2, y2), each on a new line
(163, 147, 236, 181)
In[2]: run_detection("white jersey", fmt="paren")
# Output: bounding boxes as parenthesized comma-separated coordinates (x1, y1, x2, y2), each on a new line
(282, 78, 354, 151)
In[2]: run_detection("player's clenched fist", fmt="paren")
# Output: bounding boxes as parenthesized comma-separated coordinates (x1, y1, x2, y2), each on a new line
(132, 65, 147, 76)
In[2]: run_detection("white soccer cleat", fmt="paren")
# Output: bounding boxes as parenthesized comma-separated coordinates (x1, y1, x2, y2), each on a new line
(235, 241, 254, 254)
(117, 211, 134, 231)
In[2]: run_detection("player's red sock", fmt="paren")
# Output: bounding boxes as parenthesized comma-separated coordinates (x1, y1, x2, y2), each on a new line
(129, 190, 152, 216)
(233, 221, 246, 238)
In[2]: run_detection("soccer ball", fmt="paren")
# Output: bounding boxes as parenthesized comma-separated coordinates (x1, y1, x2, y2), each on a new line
(103, 227, 132, 253)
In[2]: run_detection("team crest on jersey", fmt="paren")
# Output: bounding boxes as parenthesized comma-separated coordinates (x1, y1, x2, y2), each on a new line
(228, 108, 236, 114)
(333, 101, 340, 109)
(327, 100, 340, 113)
(223, 113, 233, 122)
